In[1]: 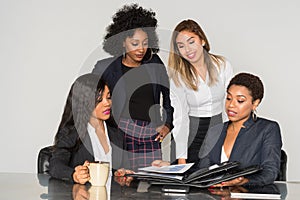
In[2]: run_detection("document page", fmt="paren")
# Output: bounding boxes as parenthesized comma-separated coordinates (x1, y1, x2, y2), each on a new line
(138, 163, 194, 174)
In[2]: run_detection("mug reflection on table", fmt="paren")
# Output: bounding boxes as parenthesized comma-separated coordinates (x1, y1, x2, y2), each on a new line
(88, 186, 107, 200)
(88, 162, 110, 187)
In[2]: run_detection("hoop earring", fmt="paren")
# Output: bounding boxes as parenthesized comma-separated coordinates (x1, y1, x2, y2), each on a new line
(252, 109, 257, 122)
(122, 47, 126, 58)
(145, 49, 153, 62)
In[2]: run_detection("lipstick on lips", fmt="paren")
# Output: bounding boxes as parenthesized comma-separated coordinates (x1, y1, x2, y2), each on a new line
(186, 52, 195, 59)
(227, 110, 236, 117)
(136, 54, 144, 59)
(103, 109, 111, 115)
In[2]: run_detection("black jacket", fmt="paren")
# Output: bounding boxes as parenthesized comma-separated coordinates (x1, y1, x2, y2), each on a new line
(198, 116, 282, 185)
(49, 125, 129, 182)
(92, 54, 174, 129)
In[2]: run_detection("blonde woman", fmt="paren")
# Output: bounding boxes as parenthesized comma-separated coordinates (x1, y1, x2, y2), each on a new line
(168, 19, 233, 164)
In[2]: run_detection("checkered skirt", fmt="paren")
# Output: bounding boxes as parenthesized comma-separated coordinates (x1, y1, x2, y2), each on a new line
(118, 118, 162, 170)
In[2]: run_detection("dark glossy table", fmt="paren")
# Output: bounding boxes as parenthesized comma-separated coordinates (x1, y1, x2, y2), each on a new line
(0, 172, 297, 199)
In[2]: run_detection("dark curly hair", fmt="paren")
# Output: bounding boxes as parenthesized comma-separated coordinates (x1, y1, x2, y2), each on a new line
(227, 72, 264, 103)
(103, 3, 159, 59)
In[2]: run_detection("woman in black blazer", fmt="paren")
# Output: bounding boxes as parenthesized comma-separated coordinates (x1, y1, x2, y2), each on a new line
(49, 73, 130, 184)
(91, 4, 174, 170)
(153, 72, 282, 187)
(198, 72, 282, 187)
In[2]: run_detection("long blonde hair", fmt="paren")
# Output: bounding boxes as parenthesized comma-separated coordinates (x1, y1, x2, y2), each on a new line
(168, 19, 225, 91)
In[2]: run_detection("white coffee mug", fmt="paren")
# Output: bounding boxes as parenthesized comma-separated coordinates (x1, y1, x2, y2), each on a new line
(88, 162, 110, 186)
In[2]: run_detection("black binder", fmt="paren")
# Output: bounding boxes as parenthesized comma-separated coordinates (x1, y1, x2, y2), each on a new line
(126, 161, 262, 188)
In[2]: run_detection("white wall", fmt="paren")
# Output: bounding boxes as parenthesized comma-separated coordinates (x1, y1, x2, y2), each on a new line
(0, 0, 299, 181)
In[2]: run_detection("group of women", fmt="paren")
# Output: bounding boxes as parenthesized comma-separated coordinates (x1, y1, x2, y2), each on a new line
(48, 3, 282, 190)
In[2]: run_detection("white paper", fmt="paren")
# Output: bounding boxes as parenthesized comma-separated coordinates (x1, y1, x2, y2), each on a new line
(138, 163, 194, 174)
(134, 171, 184, 180)
(230, 192, 281, 199)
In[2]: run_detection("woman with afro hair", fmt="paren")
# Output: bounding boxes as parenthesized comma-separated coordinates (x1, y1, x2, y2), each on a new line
(92, 4, 174, 170)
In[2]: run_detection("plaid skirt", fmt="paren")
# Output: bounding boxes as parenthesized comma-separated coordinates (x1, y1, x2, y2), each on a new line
(118, 118, 162, 170)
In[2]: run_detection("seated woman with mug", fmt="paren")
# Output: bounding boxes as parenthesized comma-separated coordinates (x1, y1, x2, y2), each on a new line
(153, 72, 282, 186)
(49, 73, 132, 185)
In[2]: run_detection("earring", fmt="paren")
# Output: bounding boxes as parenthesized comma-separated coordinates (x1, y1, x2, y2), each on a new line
(148, 49, 153, 60)
(145, 48, 153, 62)
(252, 109, 257, 121)
(122, 47, 126, 58)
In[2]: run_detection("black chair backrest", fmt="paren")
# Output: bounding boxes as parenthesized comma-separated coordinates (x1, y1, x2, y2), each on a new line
(276, 149, 287, 181)
(37, 146, 54, 174)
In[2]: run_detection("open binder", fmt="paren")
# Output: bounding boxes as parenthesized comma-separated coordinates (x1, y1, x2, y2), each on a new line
(126, 161, 261, 188)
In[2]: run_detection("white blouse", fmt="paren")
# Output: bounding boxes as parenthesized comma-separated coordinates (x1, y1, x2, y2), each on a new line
(87, 121, 112, 163)
(170, 60, 233, 159)
(87, 121, 112, 189)
(221, 146, 229, 163)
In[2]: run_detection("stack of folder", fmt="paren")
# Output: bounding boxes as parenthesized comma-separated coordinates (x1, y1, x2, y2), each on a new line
(126, 161, 261, 188)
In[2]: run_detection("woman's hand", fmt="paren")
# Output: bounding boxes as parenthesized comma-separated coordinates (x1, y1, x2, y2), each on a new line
(114, 168, 134, 186)
(155, 125, 170, 142)
(208, 186, 231, 199)
(73, 161, 90, 184)
(177, 158, 187, 164)
(208, 185, 248, 199)
(213, 176, 249, 187)
(151, 160, 170, 167)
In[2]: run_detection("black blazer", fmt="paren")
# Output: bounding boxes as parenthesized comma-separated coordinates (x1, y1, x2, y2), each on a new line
(198, 116, 282, 186)
(49, 125, 128, 182)
(92, 55, 174, 129)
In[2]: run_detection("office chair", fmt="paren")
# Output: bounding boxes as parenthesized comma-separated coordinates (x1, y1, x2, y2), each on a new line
(276, 149, 287, 181)
(37, 145, 54, 174)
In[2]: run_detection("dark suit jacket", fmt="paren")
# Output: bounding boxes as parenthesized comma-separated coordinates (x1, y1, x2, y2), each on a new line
(91, 54, 174, 129)
(49, 125, 129, 182)
(197, 116, 282, 186)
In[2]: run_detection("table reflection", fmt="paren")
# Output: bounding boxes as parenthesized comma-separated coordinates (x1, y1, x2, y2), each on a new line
(36, 174, 288, 200)
(42, 176, 220, 200)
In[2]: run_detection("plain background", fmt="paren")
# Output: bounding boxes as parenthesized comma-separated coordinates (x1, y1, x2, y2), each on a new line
(0, 0, 299, 181)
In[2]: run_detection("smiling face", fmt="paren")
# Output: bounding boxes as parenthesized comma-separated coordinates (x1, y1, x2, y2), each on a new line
(123, 28, 149, 66)
(175, 30, 205, 66)
(92, 85, 112, 121)
(225, 85, 260, 124)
